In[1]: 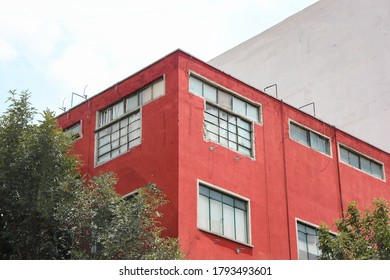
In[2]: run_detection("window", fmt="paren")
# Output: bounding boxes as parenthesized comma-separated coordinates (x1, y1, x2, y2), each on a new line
(297, 222, 320, 260)
(198, 184, 250, 244)
(95, 77, 165, 164)
(64, 121, 82, 139)
(205, 103, 253, 157)
(290, 121, 331, 155)
(339, 145, 384, 180)
(96, 111, 141, 164)
(189, 75, 260, 123)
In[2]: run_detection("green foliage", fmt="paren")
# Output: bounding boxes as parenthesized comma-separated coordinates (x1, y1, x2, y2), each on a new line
(318, 198, 390, 260)
(0, 90, 183, 260)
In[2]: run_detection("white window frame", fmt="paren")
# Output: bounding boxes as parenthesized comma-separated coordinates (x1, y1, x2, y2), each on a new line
(338, 143, 385, 181)
(197, 180, 253, 247)
(289, 120, 332, 157)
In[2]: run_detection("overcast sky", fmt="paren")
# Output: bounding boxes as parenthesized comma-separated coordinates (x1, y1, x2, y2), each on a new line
(0, 0, 318, 116)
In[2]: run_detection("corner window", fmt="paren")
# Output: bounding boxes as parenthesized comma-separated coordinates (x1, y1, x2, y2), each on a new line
(297, 222, 320, 260)
(205, 103, 253, 157)
(290, 121, 331, 156)
(64, 121, 82, 140)
(198, 184, 250, 244)
(339, 145, 384, 180)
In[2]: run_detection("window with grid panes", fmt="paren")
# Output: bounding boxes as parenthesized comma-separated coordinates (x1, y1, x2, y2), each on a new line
(297, 222, 320, 260)
(204, 103, 253, 157)
(198, 184, 249, 244)
(96, 111, 141, 164)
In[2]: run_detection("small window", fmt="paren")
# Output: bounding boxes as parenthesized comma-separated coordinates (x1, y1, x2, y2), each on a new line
(297, 222, 320, 260)
(339, 145, 385, 180)
(64, 121, 82, 139)
(198, 184, 250, 244)
(290, 122, 331, 155)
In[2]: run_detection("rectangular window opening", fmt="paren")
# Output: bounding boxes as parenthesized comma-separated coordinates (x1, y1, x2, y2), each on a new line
(197, 183, 250, 245)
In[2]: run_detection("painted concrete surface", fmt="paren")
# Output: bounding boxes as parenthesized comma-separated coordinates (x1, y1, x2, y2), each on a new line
(209, 0, 390, 153)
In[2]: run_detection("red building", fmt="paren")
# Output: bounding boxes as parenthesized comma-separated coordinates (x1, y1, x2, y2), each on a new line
(57, 50, 390, 260)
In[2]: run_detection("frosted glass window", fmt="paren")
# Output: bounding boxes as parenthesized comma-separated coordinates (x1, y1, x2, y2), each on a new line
(247, 104, 259, 122)
(153, 79, 165, 98)
(233, 97, 246, 116)
(218, 91, 232, 110)
(141, 86, 152, 104)
(126, 94, 139, 112)
(198, 194, 209, 230)
(204, 83, 217, 102)
(198, 184, 249, 244)
(189, 76, 203, 96)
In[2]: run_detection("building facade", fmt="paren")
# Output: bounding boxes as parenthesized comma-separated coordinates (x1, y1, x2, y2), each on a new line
(58, 50, 390, 260)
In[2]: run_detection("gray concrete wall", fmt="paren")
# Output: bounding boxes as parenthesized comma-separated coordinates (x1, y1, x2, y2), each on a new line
(210, 0, 390, 153)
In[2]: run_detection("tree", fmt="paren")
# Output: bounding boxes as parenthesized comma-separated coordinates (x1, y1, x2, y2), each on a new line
(318, 198, 390, 260)
(0, 90, 183, 259)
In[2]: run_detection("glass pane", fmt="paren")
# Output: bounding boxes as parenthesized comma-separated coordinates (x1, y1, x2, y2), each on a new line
(120, 135, 127, 146)
(235, 209, 247, 243)
(98, 144, 111, 156)
(205, 112, 218, 125)
(205, 122, 219, 135)
(232, 97, 246, 116)
(218, 90, 232, 110)
(349, 152, 360, 169)
(129, 137, 141, 148)
(111, 130, 120, 141)
(247, 104, 259, 122)
(360, 157, 371, 173)
(210, 200, 223, 235)
(220, 128, 228, 139)
(220, 119, 228, 130)
(153, 79, 165, 98)
(203, 83, 217, 102)
(198, 195, 209, 230)
(298, 231, 308, 260)
(371, 162, 383, 179)
(112, 139, 119, 148)
(210, 189, 222, 201)
(237, 118, 250, 130)
(219, 110, 228, 121)
(298, 127, 309, 146)
(205, 104, 219, 116)
(238, 127, 251, 140)
(340, 147, 349, 163)
(189, 76, 203, 96)
(98, 134, 110, 146)
(111, 148, 120, 158)
(307, 234, 319, 260)
(112, 102, 124, 120)
(129, 129, 141, 141)
(141, 86, 152, 104)
(199, 185, 209, 196)
(120, 118, 128, 128)
(238, 146, 251, 157)
(98, 153, 111, 163)
(234, 199, 246, 211)
(229, 141, 237, 150)
(119, 144, 127, 153)
(129, 120, 140, 132)
(126, 94, 138, 112)
(120, 127, 127, 137)
(222, 194, 234, 206)
(223, 204, 235, 239)
(207, 132, 219, 142)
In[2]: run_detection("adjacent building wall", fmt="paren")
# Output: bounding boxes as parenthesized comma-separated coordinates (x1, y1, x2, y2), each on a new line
(209, 0, 390, 153)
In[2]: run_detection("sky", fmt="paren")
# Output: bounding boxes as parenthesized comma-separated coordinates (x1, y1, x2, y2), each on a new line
(0, 0, 318, 117)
